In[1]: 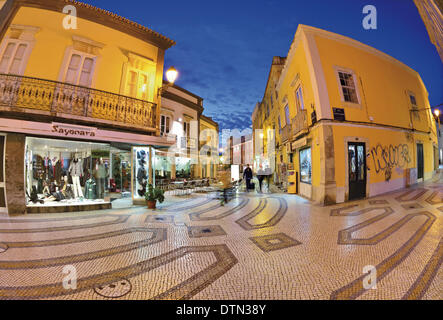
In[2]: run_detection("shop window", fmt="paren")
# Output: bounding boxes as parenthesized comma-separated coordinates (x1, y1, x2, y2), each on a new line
(154, 152, 172, 181)
(0, 41, 28, 75)
(337, 70, 359, 104)
(176, 156, 191, 179)
(25, 137, 111, 207)
(299, 147, 312, 184)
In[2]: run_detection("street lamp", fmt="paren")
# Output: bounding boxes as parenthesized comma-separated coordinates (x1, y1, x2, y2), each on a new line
(158, 66, 179, 97)
(434, 109, 440, 130)
(165, 66, 178, 84)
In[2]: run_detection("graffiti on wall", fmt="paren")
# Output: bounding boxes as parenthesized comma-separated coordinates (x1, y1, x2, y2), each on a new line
(370, 144, 411, 181)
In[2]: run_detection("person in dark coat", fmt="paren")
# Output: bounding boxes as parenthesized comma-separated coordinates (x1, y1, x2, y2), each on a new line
(243, 164, 253, 192)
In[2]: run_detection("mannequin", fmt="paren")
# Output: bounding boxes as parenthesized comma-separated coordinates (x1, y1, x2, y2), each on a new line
(94, 157, 107, 199)
(137, 159, 147, 197)
(69, 154, 84, 199)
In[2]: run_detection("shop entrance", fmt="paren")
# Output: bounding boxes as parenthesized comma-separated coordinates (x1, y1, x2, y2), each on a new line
(0, 135, 6, 213)
(417, 143, 424, 180)
(348, 142, 366, 200)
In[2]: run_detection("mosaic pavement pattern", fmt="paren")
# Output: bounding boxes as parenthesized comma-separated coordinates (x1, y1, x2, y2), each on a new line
(0, 180, 441, 300)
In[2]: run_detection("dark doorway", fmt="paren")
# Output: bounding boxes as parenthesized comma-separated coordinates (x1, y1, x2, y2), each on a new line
(417, 143, 424, 180)
(348, 142, 366, 200)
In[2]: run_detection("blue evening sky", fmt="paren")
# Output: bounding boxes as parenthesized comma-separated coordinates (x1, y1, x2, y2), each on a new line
(83, 0, 443, 132)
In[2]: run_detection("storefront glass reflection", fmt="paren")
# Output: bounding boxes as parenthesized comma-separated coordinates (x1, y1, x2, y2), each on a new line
(25, 137, 111, 206)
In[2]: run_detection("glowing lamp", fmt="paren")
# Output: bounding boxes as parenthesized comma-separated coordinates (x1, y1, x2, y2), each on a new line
(165, 66, 178, 84)
(434, 109, 440, 117)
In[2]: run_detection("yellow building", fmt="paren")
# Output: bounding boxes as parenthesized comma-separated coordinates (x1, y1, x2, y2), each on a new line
(253, 25, 439, 204)
(199, 114, 219, 179)
(0, 0, 176, 213)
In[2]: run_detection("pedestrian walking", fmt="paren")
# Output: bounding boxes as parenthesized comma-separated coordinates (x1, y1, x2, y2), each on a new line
(243, 164, 253, 192)
(257, 165, 265, 193)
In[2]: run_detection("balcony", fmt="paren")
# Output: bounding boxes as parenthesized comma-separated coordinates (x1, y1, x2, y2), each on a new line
(0, 74, 157, 132)
(281, 124, 291, 142)
(291, 109, 308, 139)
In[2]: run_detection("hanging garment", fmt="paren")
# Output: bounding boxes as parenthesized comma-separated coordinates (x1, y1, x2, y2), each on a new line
(84, 178, 97, 199)
(54, 161, 63, 184)
(37, 178, 43, 194)
(82, 157, 91, 185)
(47, 159, 54, 180)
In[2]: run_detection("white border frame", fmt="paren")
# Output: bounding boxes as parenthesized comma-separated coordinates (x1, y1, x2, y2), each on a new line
(0, 133, 7, 214)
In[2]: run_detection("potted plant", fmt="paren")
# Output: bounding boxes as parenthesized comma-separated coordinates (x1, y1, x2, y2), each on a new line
(144, 184, 165, 209)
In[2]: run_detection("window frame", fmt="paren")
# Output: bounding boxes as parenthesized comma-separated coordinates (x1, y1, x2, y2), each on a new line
(334, 66, 361, 106)
(59, 48, 97, 88)
(299, 146, 312, 184)
(0, 38, 33, 76)
(295, 85, 305, 111)
(284, 104, 290, 126)
(160, 114, 171, 136)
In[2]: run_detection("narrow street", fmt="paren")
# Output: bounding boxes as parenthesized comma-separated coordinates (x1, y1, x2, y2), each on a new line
(0, 176, 441, 300)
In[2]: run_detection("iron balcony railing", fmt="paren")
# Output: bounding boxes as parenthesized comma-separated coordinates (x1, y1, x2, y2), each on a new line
(292, 109, 308, 138)
(0, 73, 157, 130)
(281, 124, 291, 142)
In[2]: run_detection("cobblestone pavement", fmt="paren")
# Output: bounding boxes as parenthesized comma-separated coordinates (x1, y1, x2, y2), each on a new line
(0, 179, 441, 300)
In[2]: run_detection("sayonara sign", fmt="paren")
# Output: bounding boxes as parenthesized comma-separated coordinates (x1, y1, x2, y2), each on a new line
(51, 122, 97, 137)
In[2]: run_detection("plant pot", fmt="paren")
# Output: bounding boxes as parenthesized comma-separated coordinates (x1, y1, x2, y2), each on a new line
(146, 200, 157, 209)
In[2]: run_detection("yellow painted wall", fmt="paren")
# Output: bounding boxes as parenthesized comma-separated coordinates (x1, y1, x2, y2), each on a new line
(314, 35, 433, 134)
(8, 7, 162, 103)
(332, 125, 436, 188)
(277, 41, 316, 128)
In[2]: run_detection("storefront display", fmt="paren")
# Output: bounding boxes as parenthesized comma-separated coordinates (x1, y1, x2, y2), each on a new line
(132, 146, 153, 200)
(175, 156, 191, 178)
(300, 147, 312, 184)
(25, 137, 111, 207)
(154, 152, 171, 180)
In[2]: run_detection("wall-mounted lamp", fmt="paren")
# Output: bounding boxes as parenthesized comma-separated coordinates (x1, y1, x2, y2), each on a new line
(158, 66, 179, 97)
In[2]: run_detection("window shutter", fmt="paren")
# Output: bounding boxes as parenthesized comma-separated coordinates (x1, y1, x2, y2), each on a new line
(0, 43, 15, 73)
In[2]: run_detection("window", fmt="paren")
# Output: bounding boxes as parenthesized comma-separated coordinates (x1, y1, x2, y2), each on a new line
(160, 115, 171, 136)
(284, 104, 290, 126)
(409, 93, 417, 106)
(278, 116, 282, 134)
(266, 103, 269, 117)
(270, 95, 274, 109)
(184, 121, 190, 138)
(64, 53, 95, 87)
(337, 71, 359, 103)
(299, 147, 312, 184)
(124, 69, 149, 99)
(0, 41, 28, 74)
(295, 86, 305, 111)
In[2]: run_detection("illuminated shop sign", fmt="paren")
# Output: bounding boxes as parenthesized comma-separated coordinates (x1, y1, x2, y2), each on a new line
(51, 122, 97, 137)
